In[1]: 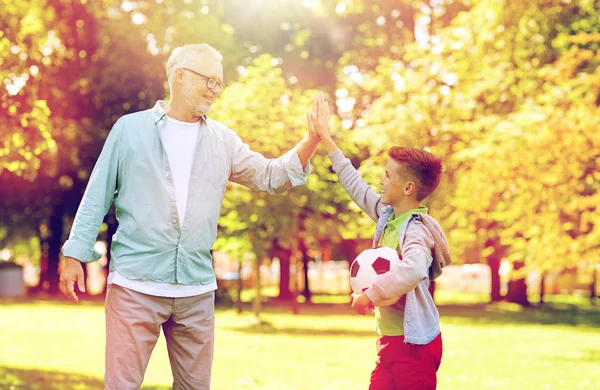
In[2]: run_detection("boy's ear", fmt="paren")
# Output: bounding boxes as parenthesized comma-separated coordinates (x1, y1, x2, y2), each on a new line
(404, 181, 416, 196)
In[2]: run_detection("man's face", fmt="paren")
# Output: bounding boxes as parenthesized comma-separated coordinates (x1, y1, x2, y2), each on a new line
(179, 52, 224, 116)
(380, 158, 411, 205)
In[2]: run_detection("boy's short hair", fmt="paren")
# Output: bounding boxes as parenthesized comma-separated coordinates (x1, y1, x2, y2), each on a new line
(388, 147, 443, 201)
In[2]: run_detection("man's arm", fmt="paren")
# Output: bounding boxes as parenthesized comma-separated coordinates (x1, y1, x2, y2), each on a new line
(295, 135, 320, 170)
(60, 118, 123, 302)
(228, 95, 321, 194)
(228, 133, 312, 194)
(308, 94, 383, 222)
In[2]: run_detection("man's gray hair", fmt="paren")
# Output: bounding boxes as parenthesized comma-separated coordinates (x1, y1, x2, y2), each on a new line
(165, 43, 223, 86)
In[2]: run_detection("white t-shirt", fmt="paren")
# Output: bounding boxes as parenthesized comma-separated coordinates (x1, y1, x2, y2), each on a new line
(108, 115, 217, 297)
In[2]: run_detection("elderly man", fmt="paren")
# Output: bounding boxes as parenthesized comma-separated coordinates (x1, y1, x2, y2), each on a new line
(59, 43, 320, 389)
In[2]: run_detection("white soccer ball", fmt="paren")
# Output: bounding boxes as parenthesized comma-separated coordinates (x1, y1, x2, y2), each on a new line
(350, 246, 402, 307)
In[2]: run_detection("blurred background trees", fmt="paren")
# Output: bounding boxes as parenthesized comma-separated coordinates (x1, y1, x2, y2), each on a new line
(1, 0, 598, 305)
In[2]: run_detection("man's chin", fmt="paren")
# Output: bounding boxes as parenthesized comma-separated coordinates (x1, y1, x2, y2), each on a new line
(193, 104, 211, 116)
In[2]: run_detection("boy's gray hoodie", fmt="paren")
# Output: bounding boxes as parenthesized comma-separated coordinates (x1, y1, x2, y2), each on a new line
(329, 149, 452, 344)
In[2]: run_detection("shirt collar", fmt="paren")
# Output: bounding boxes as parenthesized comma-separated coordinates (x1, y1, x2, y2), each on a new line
(387, 205, 429, 229)
(151, 100, 207, 125)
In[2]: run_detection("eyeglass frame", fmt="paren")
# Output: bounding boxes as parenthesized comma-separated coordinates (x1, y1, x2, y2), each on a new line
(181, 67, 226, 92)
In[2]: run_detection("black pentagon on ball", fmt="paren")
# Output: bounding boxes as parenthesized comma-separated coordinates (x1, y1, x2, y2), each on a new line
(372, 257, 391, 275)
(350, 261, 360, 278)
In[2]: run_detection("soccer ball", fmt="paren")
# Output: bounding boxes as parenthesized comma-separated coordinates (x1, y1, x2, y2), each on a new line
(350, 246, 402, 306)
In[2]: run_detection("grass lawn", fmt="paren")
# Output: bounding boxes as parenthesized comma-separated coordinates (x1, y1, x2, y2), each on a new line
(0, 294, 599, 389)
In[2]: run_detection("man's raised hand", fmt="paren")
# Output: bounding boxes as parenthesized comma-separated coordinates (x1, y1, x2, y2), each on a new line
(308, 92, 338, 153)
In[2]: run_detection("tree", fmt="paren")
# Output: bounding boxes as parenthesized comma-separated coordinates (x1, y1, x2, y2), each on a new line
(330, 0, 598, 305)
(1, 0, 165, 293)
(212, 54, 367, 304)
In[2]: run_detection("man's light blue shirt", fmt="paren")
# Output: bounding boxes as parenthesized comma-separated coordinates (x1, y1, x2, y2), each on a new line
(62, 101, 310, 285)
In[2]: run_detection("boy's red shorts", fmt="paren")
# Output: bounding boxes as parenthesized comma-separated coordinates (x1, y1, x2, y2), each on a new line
(369, 333, 443, 390)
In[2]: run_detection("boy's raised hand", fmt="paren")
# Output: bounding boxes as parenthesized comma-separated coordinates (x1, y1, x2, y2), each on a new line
(307, 92, 339, 153)
(309, 92, 330, 138)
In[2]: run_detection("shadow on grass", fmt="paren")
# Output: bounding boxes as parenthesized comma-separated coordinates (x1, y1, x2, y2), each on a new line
(3, 295, 599, 328)
(0, 292, 106, 307)
(223, 320, 375, 337)
(438, 302, 600, 328)
(544, 349, 600, 363)
(0, 366, 104, 390)
(0, 366, 172, 390)
(224, 299, 600, 328)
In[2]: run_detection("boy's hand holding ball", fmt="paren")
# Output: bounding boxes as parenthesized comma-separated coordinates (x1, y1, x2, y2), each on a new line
(351, 292, 374, 315)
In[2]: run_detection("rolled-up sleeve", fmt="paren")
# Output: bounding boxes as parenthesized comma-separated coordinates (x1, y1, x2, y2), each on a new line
(229, 131, 310, 194)
(62, 119, 123, 262)
(281, 145, 311, 186)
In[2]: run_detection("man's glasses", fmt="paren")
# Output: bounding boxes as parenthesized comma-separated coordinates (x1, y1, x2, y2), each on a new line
(181, 67, 226, 92)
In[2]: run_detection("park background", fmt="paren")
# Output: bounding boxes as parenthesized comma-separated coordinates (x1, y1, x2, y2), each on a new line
(1, 0, 599, 389)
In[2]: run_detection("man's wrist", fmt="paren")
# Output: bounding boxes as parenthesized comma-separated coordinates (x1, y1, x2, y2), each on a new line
(303, 135, 320, 148)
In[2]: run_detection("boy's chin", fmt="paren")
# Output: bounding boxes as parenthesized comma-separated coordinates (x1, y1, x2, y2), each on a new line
(380, 195, 389, 205)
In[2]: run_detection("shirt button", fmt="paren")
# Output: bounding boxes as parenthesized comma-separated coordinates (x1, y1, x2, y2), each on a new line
(170, 194, 175, 199)
(166, 173, 171, 178)
(172, 219, 177, 224)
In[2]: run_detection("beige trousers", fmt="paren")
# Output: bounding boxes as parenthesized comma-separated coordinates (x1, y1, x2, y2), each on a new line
(104, 284, 215, 390)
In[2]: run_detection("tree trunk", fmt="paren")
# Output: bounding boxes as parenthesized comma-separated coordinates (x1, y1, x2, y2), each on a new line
(487, 255, 503, 302)
(274, 239, 293, 300)
(591, 266, 597, 305)
(505, 261, 530, 306)
(340, 239, 359, 264)
(46, 204, 64, 295)
(236, 259, 243, 313)
(252, 257, 261, 317)
(298, 236, 311, 302)
(539, 272, 546, 307)
(37, 230, 49, 292)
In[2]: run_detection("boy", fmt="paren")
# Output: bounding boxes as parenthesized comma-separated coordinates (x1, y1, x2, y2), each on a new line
(308, 94, 452, 389)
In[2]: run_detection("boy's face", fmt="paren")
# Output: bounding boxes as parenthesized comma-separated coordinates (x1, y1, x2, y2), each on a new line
(380, 158, 414, 205)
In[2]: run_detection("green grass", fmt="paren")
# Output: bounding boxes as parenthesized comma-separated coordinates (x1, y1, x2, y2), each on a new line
(0, 295, 599, 389)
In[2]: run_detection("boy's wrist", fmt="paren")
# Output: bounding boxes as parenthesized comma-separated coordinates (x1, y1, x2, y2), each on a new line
(323, 137, 338, 153)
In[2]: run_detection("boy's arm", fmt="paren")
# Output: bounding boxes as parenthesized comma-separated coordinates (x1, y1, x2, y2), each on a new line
(328, 150, 383, 222)
(308, 94, 383, 222)
(364, 221, 435, 306)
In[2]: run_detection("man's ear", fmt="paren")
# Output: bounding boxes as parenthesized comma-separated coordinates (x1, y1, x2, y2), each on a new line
(175, 68, 185, 85)
(404, 181, 416, 196)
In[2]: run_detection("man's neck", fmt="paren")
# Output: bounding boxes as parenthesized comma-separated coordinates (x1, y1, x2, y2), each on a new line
(162, 101, 204, 123)
(392, 199, 420, 218)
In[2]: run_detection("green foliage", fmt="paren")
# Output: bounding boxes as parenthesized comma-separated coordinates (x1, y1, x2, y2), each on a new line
(1, 0, 599, 283)
(211, 54, 365, 260)
(341, 0, 600, 276)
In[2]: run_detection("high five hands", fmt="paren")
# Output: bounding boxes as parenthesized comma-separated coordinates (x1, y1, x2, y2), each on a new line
(307, 92, 339, 153)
